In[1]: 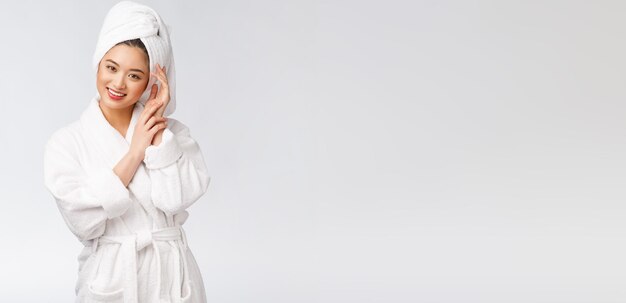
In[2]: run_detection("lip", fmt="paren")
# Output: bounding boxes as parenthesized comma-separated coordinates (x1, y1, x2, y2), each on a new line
(106, 87, 127, 101)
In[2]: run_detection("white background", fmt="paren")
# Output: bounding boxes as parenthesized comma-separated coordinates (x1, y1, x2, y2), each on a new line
(1, 0, 625, 302)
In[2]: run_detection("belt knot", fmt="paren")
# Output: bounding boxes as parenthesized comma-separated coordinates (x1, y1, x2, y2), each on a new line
(135, 229, 153, 251)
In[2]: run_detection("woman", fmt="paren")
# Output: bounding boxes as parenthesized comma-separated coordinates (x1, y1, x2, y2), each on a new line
(43, 1, 210, 302)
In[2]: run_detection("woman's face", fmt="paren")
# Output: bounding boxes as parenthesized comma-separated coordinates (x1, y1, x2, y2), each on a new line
(96, 44, 149, 111)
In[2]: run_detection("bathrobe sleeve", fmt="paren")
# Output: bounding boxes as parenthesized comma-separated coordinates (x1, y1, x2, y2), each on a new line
(143, 118, 210, 215)
(43, 129, 132, 241)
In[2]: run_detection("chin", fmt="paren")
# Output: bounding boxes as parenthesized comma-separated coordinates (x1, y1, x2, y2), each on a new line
(99, 93, 136, 109)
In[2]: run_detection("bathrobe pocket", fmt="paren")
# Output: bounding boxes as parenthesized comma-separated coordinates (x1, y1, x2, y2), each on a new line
(84, 283, 124, 302)
(84, 245, 126, 302)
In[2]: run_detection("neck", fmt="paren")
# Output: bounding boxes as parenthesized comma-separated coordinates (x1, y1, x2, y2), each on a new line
(99, 101, 135, 137)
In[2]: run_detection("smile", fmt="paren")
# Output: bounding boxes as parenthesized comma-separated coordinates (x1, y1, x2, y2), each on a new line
(107, 88, 127, 97)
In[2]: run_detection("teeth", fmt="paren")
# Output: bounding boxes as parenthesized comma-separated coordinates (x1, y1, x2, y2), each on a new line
(108, 88, 126, 97)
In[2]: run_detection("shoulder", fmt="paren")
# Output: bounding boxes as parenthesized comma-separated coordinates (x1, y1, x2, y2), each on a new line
(45, 121, 83, 153)
(166, 117, 192, 136)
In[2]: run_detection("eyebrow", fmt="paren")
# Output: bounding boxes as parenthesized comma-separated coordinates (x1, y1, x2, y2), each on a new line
(105, 59, 146, 74)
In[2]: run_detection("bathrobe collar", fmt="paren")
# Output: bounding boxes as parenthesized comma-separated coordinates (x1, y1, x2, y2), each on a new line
(78, 96, 167, 230)
(80, 96, 144, 168)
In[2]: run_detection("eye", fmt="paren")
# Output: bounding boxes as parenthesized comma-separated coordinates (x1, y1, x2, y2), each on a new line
(129, 74, 141, 80)
(106, 65, 117, 72)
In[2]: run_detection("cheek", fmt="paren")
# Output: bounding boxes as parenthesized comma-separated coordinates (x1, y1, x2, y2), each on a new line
(96, 77, 106, 91)
(96, 70, 110, 87)
(128, 81, 149, 96)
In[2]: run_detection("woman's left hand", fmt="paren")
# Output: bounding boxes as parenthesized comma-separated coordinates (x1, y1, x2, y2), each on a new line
(145, 63, 170, 118)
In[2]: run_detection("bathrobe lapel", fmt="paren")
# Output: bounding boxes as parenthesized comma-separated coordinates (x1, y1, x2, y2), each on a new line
(80, 97, 142, 166)
(80, 97, 166, 227)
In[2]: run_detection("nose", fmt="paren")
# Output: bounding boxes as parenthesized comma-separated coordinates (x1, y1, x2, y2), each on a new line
(112, 73, 126, 90)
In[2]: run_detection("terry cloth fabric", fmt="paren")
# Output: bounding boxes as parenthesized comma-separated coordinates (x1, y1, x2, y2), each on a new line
(93, 0, 177, 116)
(43, 98, 211, 302)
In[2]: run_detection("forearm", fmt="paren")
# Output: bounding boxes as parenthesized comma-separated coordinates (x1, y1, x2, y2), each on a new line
(113, 149, 144, 187)
(144, 120, 210, 215)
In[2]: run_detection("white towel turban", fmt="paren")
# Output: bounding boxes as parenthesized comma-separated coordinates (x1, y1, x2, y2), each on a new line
(93, 0, 176, 116)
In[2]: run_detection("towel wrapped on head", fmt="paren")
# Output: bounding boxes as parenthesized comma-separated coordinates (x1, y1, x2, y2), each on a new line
(93, 0, 176, 116)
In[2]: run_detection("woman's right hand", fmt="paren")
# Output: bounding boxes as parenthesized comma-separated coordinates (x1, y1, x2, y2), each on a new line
(129, 100, 168, 158)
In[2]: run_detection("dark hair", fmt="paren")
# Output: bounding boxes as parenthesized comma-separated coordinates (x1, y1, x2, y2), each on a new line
(115, 38, 149, 62)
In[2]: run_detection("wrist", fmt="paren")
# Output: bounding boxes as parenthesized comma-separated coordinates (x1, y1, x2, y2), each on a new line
(128, 147, 145, 162)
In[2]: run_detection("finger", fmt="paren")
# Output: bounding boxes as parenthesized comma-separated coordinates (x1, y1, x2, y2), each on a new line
(154, 64, 165, 78)
(151, 71, 168, 88)
(140, 101, 163, 125)
(145, 116, 167, 129)
(148, 83, 158, 100)
(140, 100, 160, 118)
(139, 102, 151, 122)
(152, 67, 169, 85)
(145, 116, 156, 129)
(149, 121, 168, 135)
(151, 81, 169, 102)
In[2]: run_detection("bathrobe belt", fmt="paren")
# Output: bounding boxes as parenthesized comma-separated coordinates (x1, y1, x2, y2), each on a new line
(87, 225, 191, 303)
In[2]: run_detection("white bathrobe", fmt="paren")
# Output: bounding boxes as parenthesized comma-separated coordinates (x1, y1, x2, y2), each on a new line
(44, 96, 210, 303)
